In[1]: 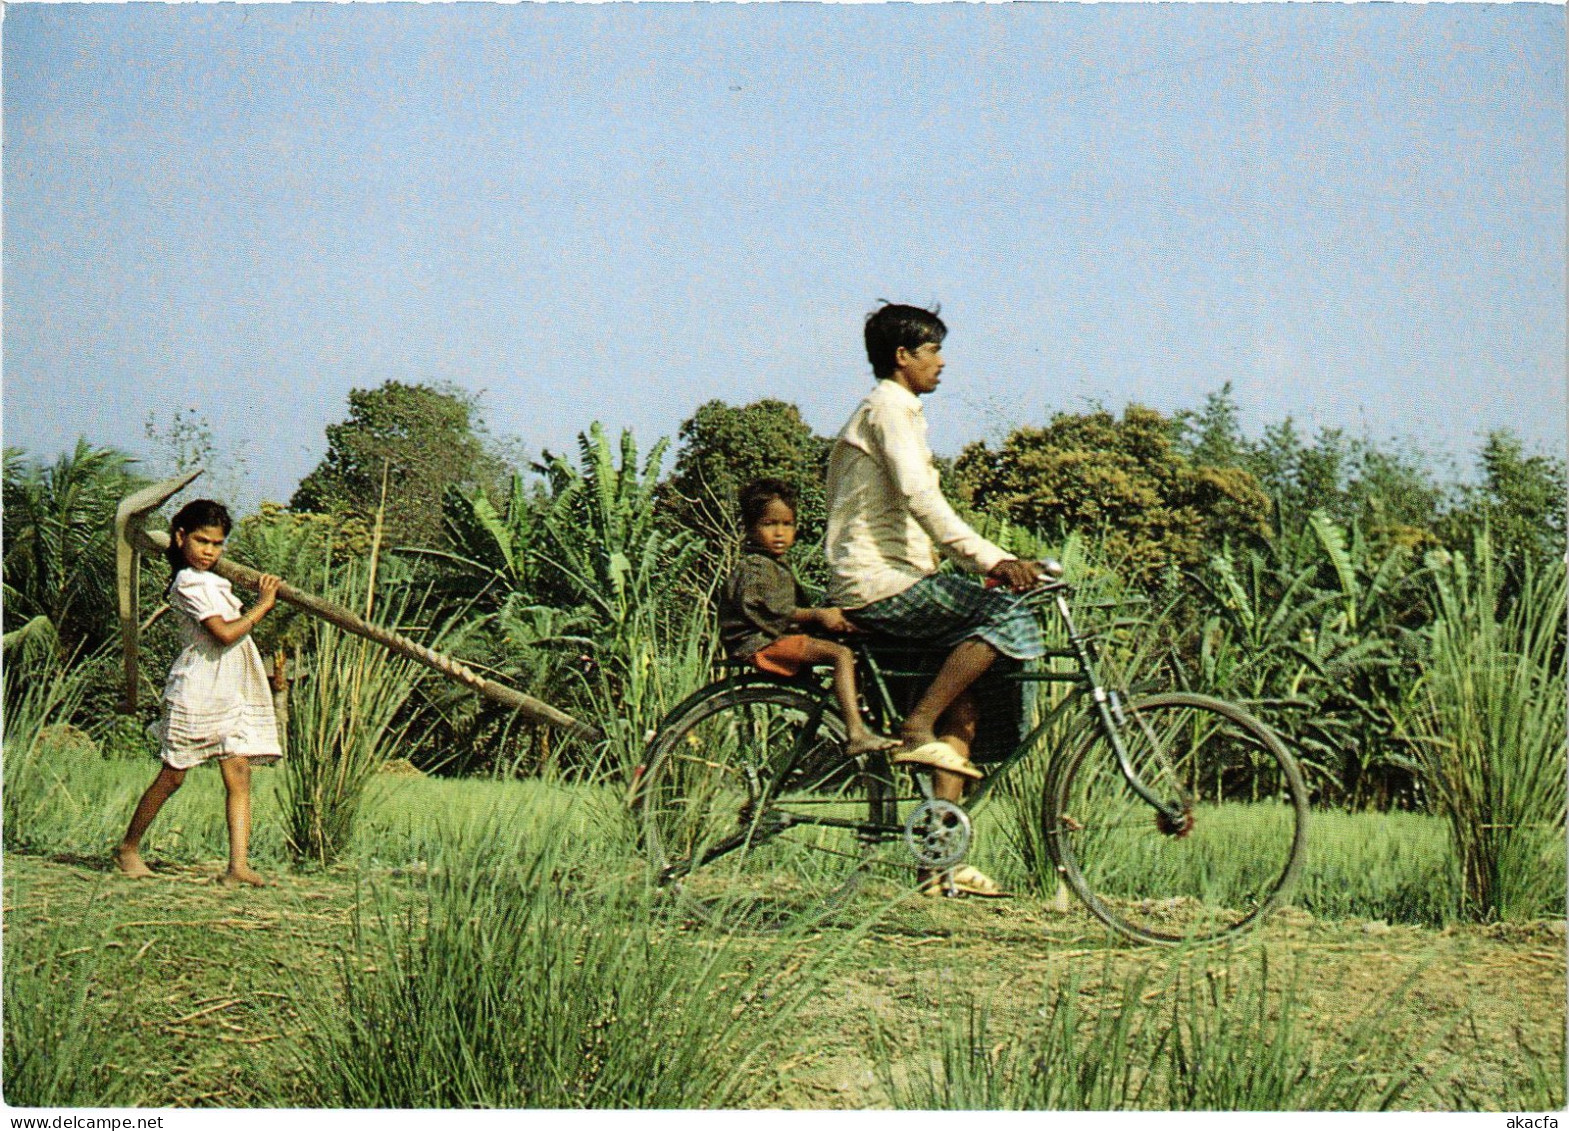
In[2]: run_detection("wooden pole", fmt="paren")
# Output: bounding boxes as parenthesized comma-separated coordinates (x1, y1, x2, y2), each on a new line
(133, 527, 602, 744)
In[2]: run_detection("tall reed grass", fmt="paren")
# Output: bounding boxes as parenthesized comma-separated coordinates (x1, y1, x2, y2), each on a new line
(2, 625, 93, 853)
(1403, 539, 1567, 920)
(576, 580, 719, 784)
(875, 950, 1437, 1110)
(281, 564, 423, 867)
(293, 809, 842, 1106)
(3, 884, 147, 1107)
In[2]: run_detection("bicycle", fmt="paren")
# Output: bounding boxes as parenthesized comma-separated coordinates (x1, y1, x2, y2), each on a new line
(629, 564, 1309, 946)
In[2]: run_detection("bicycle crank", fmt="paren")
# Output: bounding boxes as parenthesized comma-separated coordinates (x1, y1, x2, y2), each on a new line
(903, 799, 972, 869)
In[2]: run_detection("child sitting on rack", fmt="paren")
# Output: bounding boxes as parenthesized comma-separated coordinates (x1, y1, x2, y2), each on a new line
(717, 479, 896, 756)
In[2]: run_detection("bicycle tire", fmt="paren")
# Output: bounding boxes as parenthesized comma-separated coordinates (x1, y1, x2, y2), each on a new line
(634, 680, 890, 931)
(1044, 692, 1308, 945)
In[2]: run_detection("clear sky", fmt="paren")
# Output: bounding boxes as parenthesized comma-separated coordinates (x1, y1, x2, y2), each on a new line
(4, 3, 1564, 512)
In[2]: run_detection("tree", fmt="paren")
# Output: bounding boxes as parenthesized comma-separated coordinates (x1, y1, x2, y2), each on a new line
(1173, 382, 1250, 470)
(953, 404, 1272, 586)
(1174, 385, 1448, 550)
(660, 399, 831, 550)
(1443, 431, 1566, 573)
(290, 381, 508, 549)
(143, 407, 251, 506)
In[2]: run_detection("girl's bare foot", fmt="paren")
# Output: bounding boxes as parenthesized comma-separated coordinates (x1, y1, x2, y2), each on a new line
(219, 866, 268, 888)
(846, 732, 898, 756)
(114, 845, 154, 878)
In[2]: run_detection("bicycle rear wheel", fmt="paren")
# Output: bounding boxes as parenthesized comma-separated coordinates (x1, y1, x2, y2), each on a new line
(634, 681, 889, 930)
(1045, 692, 1308, 945)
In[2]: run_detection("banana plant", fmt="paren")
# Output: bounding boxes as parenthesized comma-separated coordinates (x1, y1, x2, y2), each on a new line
(533, 423, 699, 647)
(1188, 512, 1425, 803)
(528, 423, 707, 772)
(436, 472, 539, 597)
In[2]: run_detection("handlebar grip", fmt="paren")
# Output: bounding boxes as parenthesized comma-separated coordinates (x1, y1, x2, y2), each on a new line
(985, 558, 1066, 589)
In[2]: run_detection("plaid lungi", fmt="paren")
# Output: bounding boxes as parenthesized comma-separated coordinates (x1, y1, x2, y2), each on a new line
(846, 573, 1045, 661)
(848, 574, 1043, 764)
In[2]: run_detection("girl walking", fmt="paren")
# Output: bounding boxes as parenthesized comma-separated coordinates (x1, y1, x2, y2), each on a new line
(115, 500, 283, 886)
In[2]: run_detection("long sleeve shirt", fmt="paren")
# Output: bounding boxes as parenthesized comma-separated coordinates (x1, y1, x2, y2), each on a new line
(716, 548, 808, 660)
(824, 379, 1011, 609)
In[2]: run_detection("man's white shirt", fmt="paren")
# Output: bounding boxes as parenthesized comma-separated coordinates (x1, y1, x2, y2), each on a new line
(825, 379, 1011, 610)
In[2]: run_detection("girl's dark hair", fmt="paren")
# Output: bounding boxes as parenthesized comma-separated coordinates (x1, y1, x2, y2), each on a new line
(738, 478, 796, 528)
(864, 302, 946, 380)
(164, 499, 233, 575)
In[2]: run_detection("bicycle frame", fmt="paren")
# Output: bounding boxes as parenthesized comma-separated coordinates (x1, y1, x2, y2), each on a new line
(854, 580, 1188, 825)
(638, 575, 1188, 880)
(638, 574, 1309, 942)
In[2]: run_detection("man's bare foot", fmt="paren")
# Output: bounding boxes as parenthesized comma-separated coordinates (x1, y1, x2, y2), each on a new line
(897, 724, 938, 751)
(219, 867, 268, 888)
(114, 846, 155, 878)
(846, 732, 898, 756)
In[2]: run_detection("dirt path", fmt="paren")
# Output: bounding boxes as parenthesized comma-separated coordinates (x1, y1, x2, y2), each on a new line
(6, 853, 1563, 1109)
(771, 897, 1565, 1107)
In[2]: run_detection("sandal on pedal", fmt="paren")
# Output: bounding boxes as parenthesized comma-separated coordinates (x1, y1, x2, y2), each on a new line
(915, 866, 1012, 899)
(947, 865, 1011, 899)
(892, 740, 984, 780)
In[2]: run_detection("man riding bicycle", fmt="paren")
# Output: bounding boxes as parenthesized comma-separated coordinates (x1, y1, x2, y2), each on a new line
(826, 303, 1052, 897)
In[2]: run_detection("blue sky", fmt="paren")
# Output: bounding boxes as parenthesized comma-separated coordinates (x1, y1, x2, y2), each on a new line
(4, 3, 1564, 512)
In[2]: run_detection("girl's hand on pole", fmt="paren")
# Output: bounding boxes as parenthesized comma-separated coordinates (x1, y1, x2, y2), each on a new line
(254, 574, 282, 615)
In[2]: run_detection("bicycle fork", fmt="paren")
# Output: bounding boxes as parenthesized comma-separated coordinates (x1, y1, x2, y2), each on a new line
(1055, 589, 1190, 830)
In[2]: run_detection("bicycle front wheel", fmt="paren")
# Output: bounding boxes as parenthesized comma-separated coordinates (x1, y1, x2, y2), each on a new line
(1045, 692, 1308, 945)
(634, 681, 889, 931)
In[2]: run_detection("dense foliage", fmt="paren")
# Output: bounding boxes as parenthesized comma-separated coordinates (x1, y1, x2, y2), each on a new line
(3, 441, 146, 657)
(952, 403, 1274, 585)
(290, 380, 509, 549)
(7, 384, 1564, 918)
(660, 398, 832, 551)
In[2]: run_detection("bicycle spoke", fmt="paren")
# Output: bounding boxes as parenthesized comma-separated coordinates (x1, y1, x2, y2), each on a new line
(1047, 693, 1308, 945)
(637, 683, 889, 930)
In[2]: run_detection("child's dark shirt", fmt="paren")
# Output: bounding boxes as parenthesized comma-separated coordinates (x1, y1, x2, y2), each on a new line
(717, 546, 808, 660)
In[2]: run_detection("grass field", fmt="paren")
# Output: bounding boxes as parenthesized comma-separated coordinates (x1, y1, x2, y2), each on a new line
(4, 745, 1565, 1109)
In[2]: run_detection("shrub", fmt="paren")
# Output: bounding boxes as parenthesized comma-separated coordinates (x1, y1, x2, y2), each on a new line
(294, 811, 841, 1107)
(1402, 537, 1567, 921)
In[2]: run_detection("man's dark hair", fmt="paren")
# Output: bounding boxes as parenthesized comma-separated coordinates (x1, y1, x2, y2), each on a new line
(738, 478, 797, 528)
(864, 303, 946, 380)
(164, 499, 233, 575)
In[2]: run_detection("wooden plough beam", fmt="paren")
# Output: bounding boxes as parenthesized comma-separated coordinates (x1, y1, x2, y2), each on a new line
(115, 469, 602, 743)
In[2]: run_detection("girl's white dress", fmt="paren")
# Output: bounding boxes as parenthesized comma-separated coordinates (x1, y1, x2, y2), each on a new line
(160, 568, 282, 770)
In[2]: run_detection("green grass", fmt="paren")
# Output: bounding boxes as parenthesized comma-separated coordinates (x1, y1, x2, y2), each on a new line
(1295, 807, 1468, 926)
(19, 732, 1562, 930)
(975, 793, 1503, 929)
(3, 883, 152, 1107)
(13, 740, 631, 874)
(293, 814, 847, 1107)
(4, 747, 1564, 1111)
(874, 950, 1444, 1110)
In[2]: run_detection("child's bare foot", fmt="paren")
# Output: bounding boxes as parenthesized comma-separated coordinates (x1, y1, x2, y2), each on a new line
(846, 732, 898, 755)
(114, 846, 155, 878)
(219, 866, 268, 888)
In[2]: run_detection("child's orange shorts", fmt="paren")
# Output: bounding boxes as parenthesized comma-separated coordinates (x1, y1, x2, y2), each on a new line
(749, 634, 812, 676)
